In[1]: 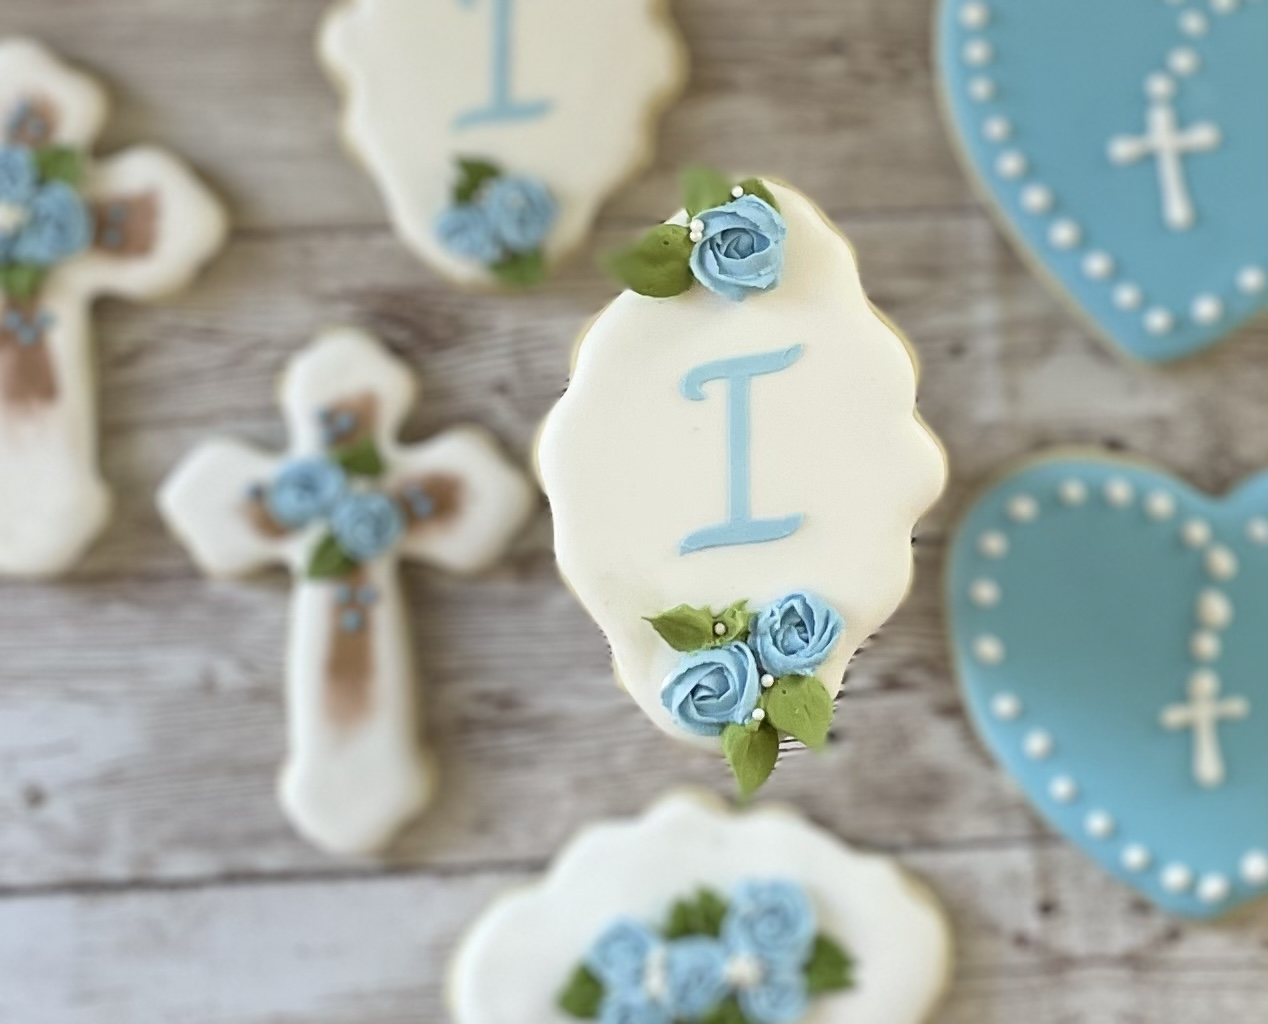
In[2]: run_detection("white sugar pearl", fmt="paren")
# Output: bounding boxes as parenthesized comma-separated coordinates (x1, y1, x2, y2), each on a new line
(1114, 283, 1144, 311)
(761, 673, 775, 689)
(1207, 546, 1239, 581)
(1082, 251, 1115, 280)
(1191, 294, 1224, 325)
(1182, 519, 1212, 548)
(963, 39, 994, 66)
(1049, 776, 1078, 803)
(1197, 874, 1230, 904)
(983, 116, 1012, 142)
(1161, 863, 1193, 893)
(959, 2, 991, 28)
(1238, 266, 1266, 295)
(1085, 811, 1115, 839)
(1191, 630, 1222, 661)
(1144, 308, 1175, 335)
(1007, 495, 1040, 522)
(991, 692, 1022, 720)
(1247, 518, 1268, 545)
(713, 621, 727, 636)
(1241, 850, 1268, 886)
(731, 185, 745, 198)
(1145, 73, 1176, 101)
(979, 531, 1009, 558)
(1197, 589, 1233, 631)
(1180, 10, 1209, 36)
(996, 150, 1027, 179)
(1145, 491, 1176, 521)
(970, 578, 1001, 608)
(975, 635, 1006, 665)
(1024, 729, 1053, 760)
(1020, 184, 1053, 214)
(1122, 845, 1152, 873)
(1169, 47, 1201, 76)
(1049, 219, 1081, 250)
(1105, 479, 1134, 508)
(968, 76, 996, 102)
(751, 708, 766, 723)
(1059, 479, 1088, 506)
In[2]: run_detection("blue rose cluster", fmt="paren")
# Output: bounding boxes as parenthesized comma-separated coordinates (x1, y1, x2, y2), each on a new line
(435, 174, 557, 268)
(661, 592, 844, 737)
(688, 194, 787, 302)
(580, 881, 821, 1024)
(265, 456, 405, 566)
(0, 145, 91, 271)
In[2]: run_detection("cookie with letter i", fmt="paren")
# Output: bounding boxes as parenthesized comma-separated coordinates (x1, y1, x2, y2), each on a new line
(159, 328, 535, 855)
(537, 170, 947, 795)
(0, 39, 226, 576)
(319, 0, 685, 288)
(947, 453, 1268, 918)
(937, 0, 1268, 362)
(450, 790, 953, 1024)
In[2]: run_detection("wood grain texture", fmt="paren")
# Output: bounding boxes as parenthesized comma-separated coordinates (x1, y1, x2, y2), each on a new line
(2, 0, 1268, 1021)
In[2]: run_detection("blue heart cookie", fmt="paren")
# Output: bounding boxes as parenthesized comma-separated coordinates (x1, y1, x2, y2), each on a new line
(937, 0, 1268, 362)
(947, 455, 1268, 918)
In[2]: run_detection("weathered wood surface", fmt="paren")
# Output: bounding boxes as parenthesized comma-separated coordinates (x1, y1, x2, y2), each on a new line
(3, 0, 1268, 1021)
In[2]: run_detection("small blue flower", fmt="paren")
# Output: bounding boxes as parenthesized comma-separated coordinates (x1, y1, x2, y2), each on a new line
(586, 919, 659, 992)
(738, 968, 810, 1024)
(435, 203, 502, 264)
(688, 194, 787, 302)
(0, 146, 37, 206)
(330, 491, 406, 563)
(598, 991, 672, 1024)
(723, 880, 817, 968)
(663, 938, 730, 1019)
(266, 458, 348, 528)
(661, 643, 761, 737)
(481, 175, 556, 253)
(9, 181, 91, 267)
(749, 592, 844, 677)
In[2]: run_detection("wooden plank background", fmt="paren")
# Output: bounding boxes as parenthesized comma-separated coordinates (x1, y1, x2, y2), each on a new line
(3, 0, 1268, 1020)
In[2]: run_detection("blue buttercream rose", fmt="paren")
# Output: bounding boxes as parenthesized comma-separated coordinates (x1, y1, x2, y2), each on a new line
(330, 491, 406, 562)
(663, 938, 730, 1019)
(586, 919, 659, 991)
(661, 643, 761, 737)
(481, 175, 557, 254)
(749, 592, 844, 677)
(435, 203, 502, 264)
(0, 146, 37, 206)
(598, 992, 671, 1024)
(738, 969, 810, 1024)
(11, 181, 91, 266)
(266, 458, 348, 528)
(688, 194, 787, 302)
(723, 881, 817, 968)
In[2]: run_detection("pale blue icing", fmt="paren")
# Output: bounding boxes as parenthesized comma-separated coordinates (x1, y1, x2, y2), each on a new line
(947, 455, 1268, 918)
(453, 0, 552, 129)
(679, 346, 805, 555)
(266, 458, 348, 529)
(330, 491, 406, 562)
(722, 880, 816, 967)
(739, 971, 809, 1024)
(11, 181, 92, 267)
(748, 593, 844, 678)
(587, 920, 661, 991)
(661, 642, 761, 736)
(483, 175, 557, 253)
(689, 195, 787, 302)
(435, 203, 502, 264)
(0, 146, 37, 206)
(937, 0, 1268, 362)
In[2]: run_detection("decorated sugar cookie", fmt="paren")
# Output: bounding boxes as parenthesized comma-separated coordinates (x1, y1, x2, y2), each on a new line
(947, 453, 1268, 918)
(937, 0, 1268, 362)
(0, 39, 226, 576)
(450, 791, 953, 1024)
(537, 172, 947, 794)
(159, 328, 535, 855)
(319, 0, 685, 287)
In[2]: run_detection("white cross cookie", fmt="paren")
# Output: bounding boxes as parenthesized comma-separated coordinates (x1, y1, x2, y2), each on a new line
(159, 328, 536, 855)
(0, 39, 227, 576)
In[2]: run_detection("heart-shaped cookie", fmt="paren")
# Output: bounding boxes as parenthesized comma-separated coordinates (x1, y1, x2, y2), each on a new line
(937, 0, 1268, 362)
(947, 454, 1268, 918)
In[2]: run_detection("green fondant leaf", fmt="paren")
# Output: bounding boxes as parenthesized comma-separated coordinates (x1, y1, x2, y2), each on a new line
(0, 264, 45, 301)
(805, 934, 855, 994)
(722, 721, 780, 797)
(308, 533, 359, 580)
(491, 249, 546, 288)
(762, 675, 833, 749)
(738, 177, 779, 211)
(711, 599, 751, 646)
(453, 157, 502, 204)
(606, 224, 695, 298)
(682, 165, 735, 217)
(645, 604, 718, 652)
(665, 888, 729, 939)
(332, 436, 385, 478)
(558, 965, 605, 1019)
(700, 996, 750, 1024)
(35, 145, 83, 185)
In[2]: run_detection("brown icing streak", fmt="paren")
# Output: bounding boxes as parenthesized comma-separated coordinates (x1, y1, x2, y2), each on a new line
(243, 493, 290, 539)
(325, 570, 373, 728)
(92, 194, 159, 258)
(325, 393, 378, 445)
(402, 474, 465, 530)
(0, 300, 56, 406)
(6, 96, 57, 147)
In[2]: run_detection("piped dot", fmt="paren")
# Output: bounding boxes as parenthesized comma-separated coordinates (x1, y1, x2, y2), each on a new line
(964, 39, 994, 66)
(968, 76, 996, 102)
(1144, 308, 1175, 336)
(979, 531, 1009, 559)
(1207, 546, 1239, 581)
(1049, 219, 1081, 250)
(1169, 47, 1201, 76)
(1247, 518, 1268, 545)
(1241, 850, 1268, 886)
(959, 1, 991, 28)
(1105, 478, 1134, 508)
(1049, 776, 1078, 803)
(975, 635, 1006, 666)
(1082, 251, 1115, 280)
(1162, 863, 1193, 893)
(1197, 874, 1230, 904)
(1020, 184, 1053, 214)
(1197, 589, 1233, 631)
(991, 692, 1022, 721)
(1238, 266, 1266, 295)
(1191, 630, 1222, 662)
(1059, 479, 1088, 506)
(1180, 9, 1209, 36)
(996, 150, 1027, 179)
(1191, 294, 1224, 326)
(1114, 283, 1144, 311)
(1085, 811, 1115, 839)
(970, 578, 1001, 608)
(1182, 519, 1212, 548)
(1145, 73, 1176, 101)
(1122, 845, 1152, 873)
(1024, 729, 1053, 760)
(1145, 491, 1176, 521)
(983, 116, 1012, 142)
(1007, 495, 1040, 522)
